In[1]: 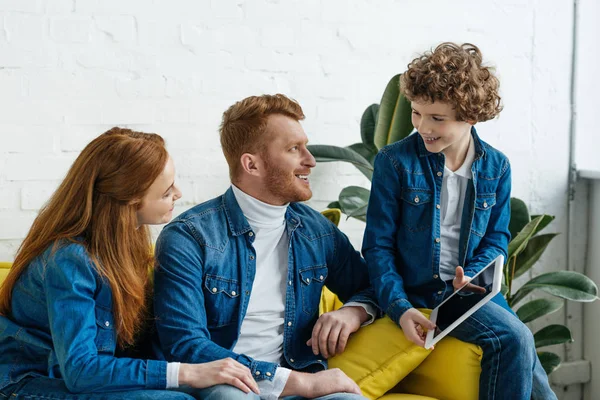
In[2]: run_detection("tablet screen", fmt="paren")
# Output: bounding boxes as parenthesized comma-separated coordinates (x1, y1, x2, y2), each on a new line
(432, 263, 496, 339)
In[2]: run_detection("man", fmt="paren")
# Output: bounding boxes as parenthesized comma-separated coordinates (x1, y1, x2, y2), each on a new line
(154, 94, 378, 400)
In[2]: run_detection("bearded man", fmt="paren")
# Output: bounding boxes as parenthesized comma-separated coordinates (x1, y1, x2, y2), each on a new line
(154, 94, 378, 400)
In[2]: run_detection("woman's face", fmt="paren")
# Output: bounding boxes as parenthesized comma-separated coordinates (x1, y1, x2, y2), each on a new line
(136, 156, 182, 226)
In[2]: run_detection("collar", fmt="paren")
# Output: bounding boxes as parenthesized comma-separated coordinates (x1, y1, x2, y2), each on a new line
(231, 185, 287, 229)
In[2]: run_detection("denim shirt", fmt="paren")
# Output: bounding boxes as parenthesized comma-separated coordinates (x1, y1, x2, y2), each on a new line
(153, 188, 377, 382)
(362, 128, 511, 325)
(0, 242, 167, 392)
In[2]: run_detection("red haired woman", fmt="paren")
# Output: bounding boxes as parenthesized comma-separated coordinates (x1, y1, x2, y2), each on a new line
(0, 128, 259, 399)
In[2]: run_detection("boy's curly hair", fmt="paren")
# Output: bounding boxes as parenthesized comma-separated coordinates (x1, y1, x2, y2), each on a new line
(400, 42, 502, 122)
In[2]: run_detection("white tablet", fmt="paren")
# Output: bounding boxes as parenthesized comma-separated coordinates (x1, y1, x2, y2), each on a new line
(425, 254, 504, 350)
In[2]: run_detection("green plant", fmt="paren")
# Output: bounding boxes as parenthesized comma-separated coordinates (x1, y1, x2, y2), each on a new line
(307, 74, 413, 221)
(504, 198, 598, 374)
(313, 74, 599, 375)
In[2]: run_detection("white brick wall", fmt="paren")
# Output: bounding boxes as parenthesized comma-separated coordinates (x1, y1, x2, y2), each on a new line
(0, 1, 580, 395)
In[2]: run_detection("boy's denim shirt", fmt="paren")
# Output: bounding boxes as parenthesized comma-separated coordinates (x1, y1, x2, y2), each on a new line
(362, 128, 511, 326)
(0, 242, 167, 392)
(153, 188, 377, 382)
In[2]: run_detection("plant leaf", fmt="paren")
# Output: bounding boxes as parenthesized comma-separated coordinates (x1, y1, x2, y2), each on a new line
(373, 74, 414, 149)
(530, 214, 556, 236)
(347, 143, 378, 180)
(507, 215, 545, 260)
(307, 144, 373, 180)
(338, 186, 370, 220)
(514, 233, 559, 278)
(509, 198, 530, 239)
(511, 271, 599, 306)
(320, 208, 342, 227)
(537, 352, 561, 375)
(360, 104, 379, 147)
(327, 201, 341, 209)
(516, 298, 563, 323)
(534, 325, 573, 348)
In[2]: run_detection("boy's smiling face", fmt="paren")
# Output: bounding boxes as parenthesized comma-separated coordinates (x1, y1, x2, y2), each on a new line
(411, 100, 473, 160)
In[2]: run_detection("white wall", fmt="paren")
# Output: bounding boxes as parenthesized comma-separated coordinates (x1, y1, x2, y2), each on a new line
(0, 0, 579, 397)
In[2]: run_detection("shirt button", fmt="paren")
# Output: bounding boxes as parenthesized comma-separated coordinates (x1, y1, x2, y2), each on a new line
(435, 238, 440, 243)
(433, 274, 439, 279)
(288, 321, 292, 327)
(231, 291, 236, 296)
(436, 204, 441, 209)
(249, 255, 255, 260)
(319, 275, 324, 280)
(414, 196, 420, 203)
(290, 358, 295, 363)
(288, 281, 292, 286)
(306, 278, 310, 283)
(483, 202, 488, 208)
(266, 372, 272, 377)
(105, 321, 110, 327)
(437, 171, 442, 177)
(248, 232, 254, 237)
(212, 287, 218, 293)
(255, 371, 261, 376)
(438, 290, 443, 295)
(245, 290, 250, 295)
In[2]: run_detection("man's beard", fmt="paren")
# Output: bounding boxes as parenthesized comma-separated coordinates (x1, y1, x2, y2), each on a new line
(263, 158, 312, 203)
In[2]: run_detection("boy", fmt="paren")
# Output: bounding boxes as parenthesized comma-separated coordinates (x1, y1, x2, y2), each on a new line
(362, 43, 556, 400)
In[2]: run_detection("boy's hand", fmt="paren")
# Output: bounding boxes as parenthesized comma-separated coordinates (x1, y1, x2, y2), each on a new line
(453, 266, 486, 293)
(398, 308, 436, 347)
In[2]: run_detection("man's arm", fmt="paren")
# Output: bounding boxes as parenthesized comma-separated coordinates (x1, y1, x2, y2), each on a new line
(153, 222, 277, 381)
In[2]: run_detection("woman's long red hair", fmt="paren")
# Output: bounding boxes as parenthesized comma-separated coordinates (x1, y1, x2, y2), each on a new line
(0, 127, 168, 348)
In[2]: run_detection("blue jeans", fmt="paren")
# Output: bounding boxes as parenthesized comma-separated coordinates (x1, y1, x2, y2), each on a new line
(446, 294, 557, 400)
(0, 376, 195, 399)
(187, 384, 367, 400)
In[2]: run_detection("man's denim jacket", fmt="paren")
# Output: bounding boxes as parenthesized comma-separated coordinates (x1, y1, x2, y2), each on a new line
(0, 243, 167, 392)
(153, 188, 378, 382)
(362, 128, 511, 325)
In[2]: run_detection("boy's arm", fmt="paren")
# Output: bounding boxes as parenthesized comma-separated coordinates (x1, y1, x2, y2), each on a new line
(463, 160, 511, 277)
(153, 223, 278, 382)
(362, 151, 414, 325)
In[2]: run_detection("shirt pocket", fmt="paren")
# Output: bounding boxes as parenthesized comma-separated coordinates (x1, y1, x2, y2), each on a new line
(94, 306, 116, 353)
(471, 194, 496, 237)
(203, 275, 241, 328)
(400, 189, 433, 232)
(299, 265, 328, 316)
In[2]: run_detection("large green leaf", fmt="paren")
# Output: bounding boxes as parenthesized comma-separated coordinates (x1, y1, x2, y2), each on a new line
(338, 186, 370, 221)
(509, 198, 530, 239)
(514, 233, 559, 278)
(327, 201, 341, 209)
(530, 214, 555, 236)
(516, 298, 563, 323)
(511, 271, 599, 306)
(347, 143, 378, 180)
(307, 144, 373, 180)
(534, 325, 573, 348)
(507, 215, 545, 260)
(537, 352, 561, 375)
(373, 74, 414, 149)
(360, 104, 379, 147)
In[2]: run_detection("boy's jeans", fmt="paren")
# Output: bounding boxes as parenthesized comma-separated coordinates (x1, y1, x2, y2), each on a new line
(445, 291, 557, 400)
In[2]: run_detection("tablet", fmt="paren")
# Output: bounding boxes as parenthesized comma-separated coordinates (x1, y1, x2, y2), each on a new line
(425, 254, 504, 350)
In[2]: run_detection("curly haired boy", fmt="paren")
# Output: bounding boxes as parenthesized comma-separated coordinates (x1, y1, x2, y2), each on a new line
(362, 43, 556, 400)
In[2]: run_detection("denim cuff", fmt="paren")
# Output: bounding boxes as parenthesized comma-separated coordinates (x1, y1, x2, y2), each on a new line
(146, 359, 168, 389)
(386, 298, 414, 326)
(249, 360, 278, 382)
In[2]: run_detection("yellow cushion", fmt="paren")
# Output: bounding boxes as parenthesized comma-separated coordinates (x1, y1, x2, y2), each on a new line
(380, 395, 438, 400)
(0, 262, 11, 285)
(392, 309, 481, 400)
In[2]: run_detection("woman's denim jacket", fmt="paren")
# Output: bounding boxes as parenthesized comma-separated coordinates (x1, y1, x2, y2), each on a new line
(0, 243, 167, 392)
(153, 188, 377, 382)
(362, 128, 511, 325)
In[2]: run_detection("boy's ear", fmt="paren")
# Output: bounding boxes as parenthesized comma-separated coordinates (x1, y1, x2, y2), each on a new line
(240, 153, 262, 177)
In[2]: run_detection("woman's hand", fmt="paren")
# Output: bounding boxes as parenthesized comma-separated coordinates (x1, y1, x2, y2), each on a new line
(178, 358, 260, 394)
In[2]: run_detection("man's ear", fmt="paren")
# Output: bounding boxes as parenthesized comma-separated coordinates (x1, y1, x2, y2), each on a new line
(240, 153, 262, 176)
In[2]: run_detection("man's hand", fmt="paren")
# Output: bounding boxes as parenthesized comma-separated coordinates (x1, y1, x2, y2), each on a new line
(453, 266, 486, 293)
(281, 369, 362, 398)
(398, 308, 436, 347)
(306, 306, 367, 358)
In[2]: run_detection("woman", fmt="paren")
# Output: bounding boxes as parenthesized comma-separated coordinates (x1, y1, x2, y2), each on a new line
(0, 128, 259, 399)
